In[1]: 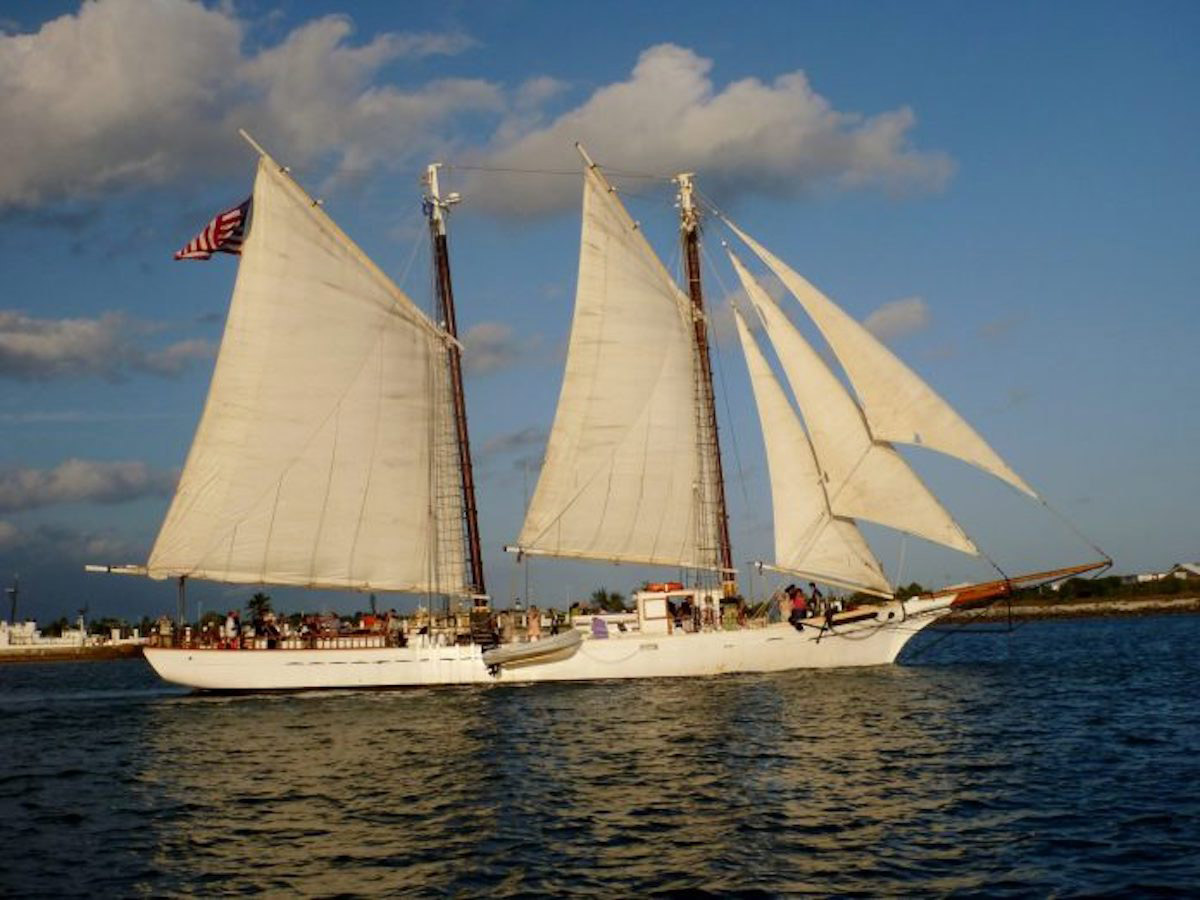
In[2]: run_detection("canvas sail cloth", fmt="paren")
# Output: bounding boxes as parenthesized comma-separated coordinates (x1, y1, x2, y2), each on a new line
(725, 220, 1036, 499)
(148, 156, 469, 594)
(515, 165, 721, 570)
(732, 308, 892, 596)
(728, 250, 977, 556)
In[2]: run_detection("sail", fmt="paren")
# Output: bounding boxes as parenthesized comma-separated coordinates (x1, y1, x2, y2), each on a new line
(733, 309, 892, 596)
(515, 164, 719, 570)
(729, 250, 978, 556)
(726, 220, 1035, 498)
(147, 156, 470, 594)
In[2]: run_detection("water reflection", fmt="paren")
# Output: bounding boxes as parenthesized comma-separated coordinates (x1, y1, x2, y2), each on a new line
(2, 618, 1198, 896)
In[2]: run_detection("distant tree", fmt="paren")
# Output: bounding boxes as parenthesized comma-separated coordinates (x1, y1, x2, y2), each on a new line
(895, 582, 926, 600)
(88, 616, 126, 636)
(247, 592, 273, 623)
(590, 588, 627, 612)
(42, 616, 69, 637)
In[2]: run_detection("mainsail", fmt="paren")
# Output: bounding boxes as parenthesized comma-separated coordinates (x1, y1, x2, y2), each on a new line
(147, 154, 470, 595)
(732, 308, 892, 596)
(728, 249, 978, 556)
(725, 220, 1036, 498)
(514, 160, 723, 570)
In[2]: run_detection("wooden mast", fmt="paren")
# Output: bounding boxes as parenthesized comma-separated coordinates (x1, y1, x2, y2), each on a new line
(675, 173, 736, 596)
(424, 164, 487, 604)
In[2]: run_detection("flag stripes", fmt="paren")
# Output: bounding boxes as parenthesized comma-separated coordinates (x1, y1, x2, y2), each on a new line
(175, 198, 251, 260)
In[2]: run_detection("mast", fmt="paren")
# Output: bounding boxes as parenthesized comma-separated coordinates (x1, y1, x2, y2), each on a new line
(424, 164, 487, 604)
(675, 173, 735, 595)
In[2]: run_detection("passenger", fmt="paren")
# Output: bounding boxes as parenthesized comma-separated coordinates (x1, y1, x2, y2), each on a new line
(737, 599, 748, 628)
(550, 610, 561, 636)
(703, 597, 716, 631)
(788, 589, 808, 630)
(669, 599, 682, 633)
(808, 582, 824, 615)
(680, 597, 695, 633)
(527, 605, 542, 641)
(779, 585, 794, 623)
(591, 616, 609, 639)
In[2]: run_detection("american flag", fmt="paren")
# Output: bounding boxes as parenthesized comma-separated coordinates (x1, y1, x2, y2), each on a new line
(174, 198, 251, 260)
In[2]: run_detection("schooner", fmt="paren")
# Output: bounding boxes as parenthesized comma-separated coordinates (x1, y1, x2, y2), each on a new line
(92, 138, 1106, 691)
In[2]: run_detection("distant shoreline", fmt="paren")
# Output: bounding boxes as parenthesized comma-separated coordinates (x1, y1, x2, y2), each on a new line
(0, 644, 144, 665)
(941, 594, 1200, 624)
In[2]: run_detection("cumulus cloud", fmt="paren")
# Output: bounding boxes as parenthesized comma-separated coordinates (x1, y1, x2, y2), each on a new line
(0, 459, 177, 514)
(0, 1, 492, 209)
(862, 296, 930, 343)
(0, 519, 143, 564)
(462, 322, 540, 374)
(0, 310, 215, 380)
(471, 44, 954, 215)
(1, 6, 952, 222)
(480, 425, 548, 459)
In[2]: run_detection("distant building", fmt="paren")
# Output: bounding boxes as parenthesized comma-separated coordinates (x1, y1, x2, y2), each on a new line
(1168, 563, 1200, 580)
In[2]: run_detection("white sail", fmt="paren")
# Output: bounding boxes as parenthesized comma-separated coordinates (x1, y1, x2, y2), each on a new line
(730, 251, 978, 556)
(147, 155, 469, 594)
(733, 308, 892, 596)
(515, 164, 719, 570)
(726, 220, 1036, 498)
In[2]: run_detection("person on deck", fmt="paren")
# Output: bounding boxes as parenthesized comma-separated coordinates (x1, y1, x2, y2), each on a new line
(788, 587, 809, 629)
(808, 583, 824, 615)
(779, 585, 794, 623)
(527, 605, 542, 641)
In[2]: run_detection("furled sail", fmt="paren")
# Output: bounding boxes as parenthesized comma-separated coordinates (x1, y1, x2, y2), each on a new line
(733, 308, 892, 596)
(725, 220, 1036, 498)
(729, 250, 978, 556)
(515, 163, 720, 570)
(147, 155, 469, 594)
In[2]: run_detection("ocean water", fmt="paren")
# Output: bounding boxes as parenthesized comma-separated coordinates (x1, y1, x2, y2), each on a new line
(1, 616, 1198, 897)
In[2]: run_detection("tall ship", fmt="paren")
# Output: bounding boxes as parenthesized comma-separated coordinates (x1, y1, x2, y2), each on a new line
(93, 139, 1105, 691)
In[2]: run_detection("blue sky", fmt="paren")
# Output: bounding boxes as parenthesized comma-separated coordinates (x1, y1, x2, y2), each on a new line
(1, 0, 1196, 623)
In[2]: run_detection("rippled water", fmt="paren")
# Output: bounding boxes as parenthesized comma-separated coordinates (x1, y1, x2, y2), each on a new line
(2, 616, 1198, 896)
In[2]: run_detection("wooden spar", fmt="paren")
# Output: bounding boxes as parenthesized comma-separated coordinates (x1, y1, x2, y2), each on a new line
(676, 173, 736, 596)
(425, 165, 487, 603)
(943, 559, 1112, 609)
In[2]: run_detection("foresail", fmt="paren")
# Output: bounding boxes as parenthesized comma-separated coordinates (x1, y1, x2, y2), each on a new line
(147, 156, 470, 595)
(515, 165, 719, 570)
(730, 251, 978, 556)
(726, 220, 1036, 498)
(733, 309, 892, 596)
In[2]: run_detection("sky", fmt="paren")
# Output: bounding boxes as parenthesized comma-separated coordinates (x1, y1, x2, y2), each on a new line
(1, 0, 1197, 624)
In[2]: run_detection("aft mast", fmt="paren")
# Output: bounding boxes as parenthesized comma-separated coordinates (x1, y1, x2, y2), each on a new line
(424, 164, 487, 605)
(675, 173, 736, 596)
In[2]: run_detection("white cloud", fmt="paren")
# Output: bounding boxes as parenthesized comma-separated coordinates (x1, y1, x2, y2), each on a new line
(1, 7, 952, 222)
(0, 519, 143, 564)
(862, 296, 930, 343)
(470, 44, 953, 215)
(0, 310, 215, 381)
(462, 322, 539, 374)
(480, 425, 548, 459)
(0, 1, 490, 209)
(0, 459, 176, 513)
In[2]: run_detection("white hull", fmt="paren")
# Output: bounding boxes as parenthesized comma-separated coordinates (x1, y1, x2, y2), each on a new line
(143, 595, 956, 691)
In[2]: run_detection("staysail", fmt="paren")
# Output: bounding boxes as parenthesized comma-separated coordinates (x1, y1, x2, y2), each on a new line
(147, 155, 469, 594)
(725, 220, 1036, 498)
(514, 161, 722, 570)
(728, 249, 978, 556)
(732, 308, 892, 596)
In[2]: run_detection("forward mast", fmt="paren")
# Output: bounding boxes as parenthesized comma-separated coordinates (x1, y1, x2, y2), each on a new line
(675, 173, 736, 597)
(424, 164, 487, 605)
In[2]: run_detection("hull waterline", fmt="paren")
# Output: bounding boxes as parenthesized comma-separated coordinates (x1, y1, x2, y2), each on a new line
(143, 595, 956, 692)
